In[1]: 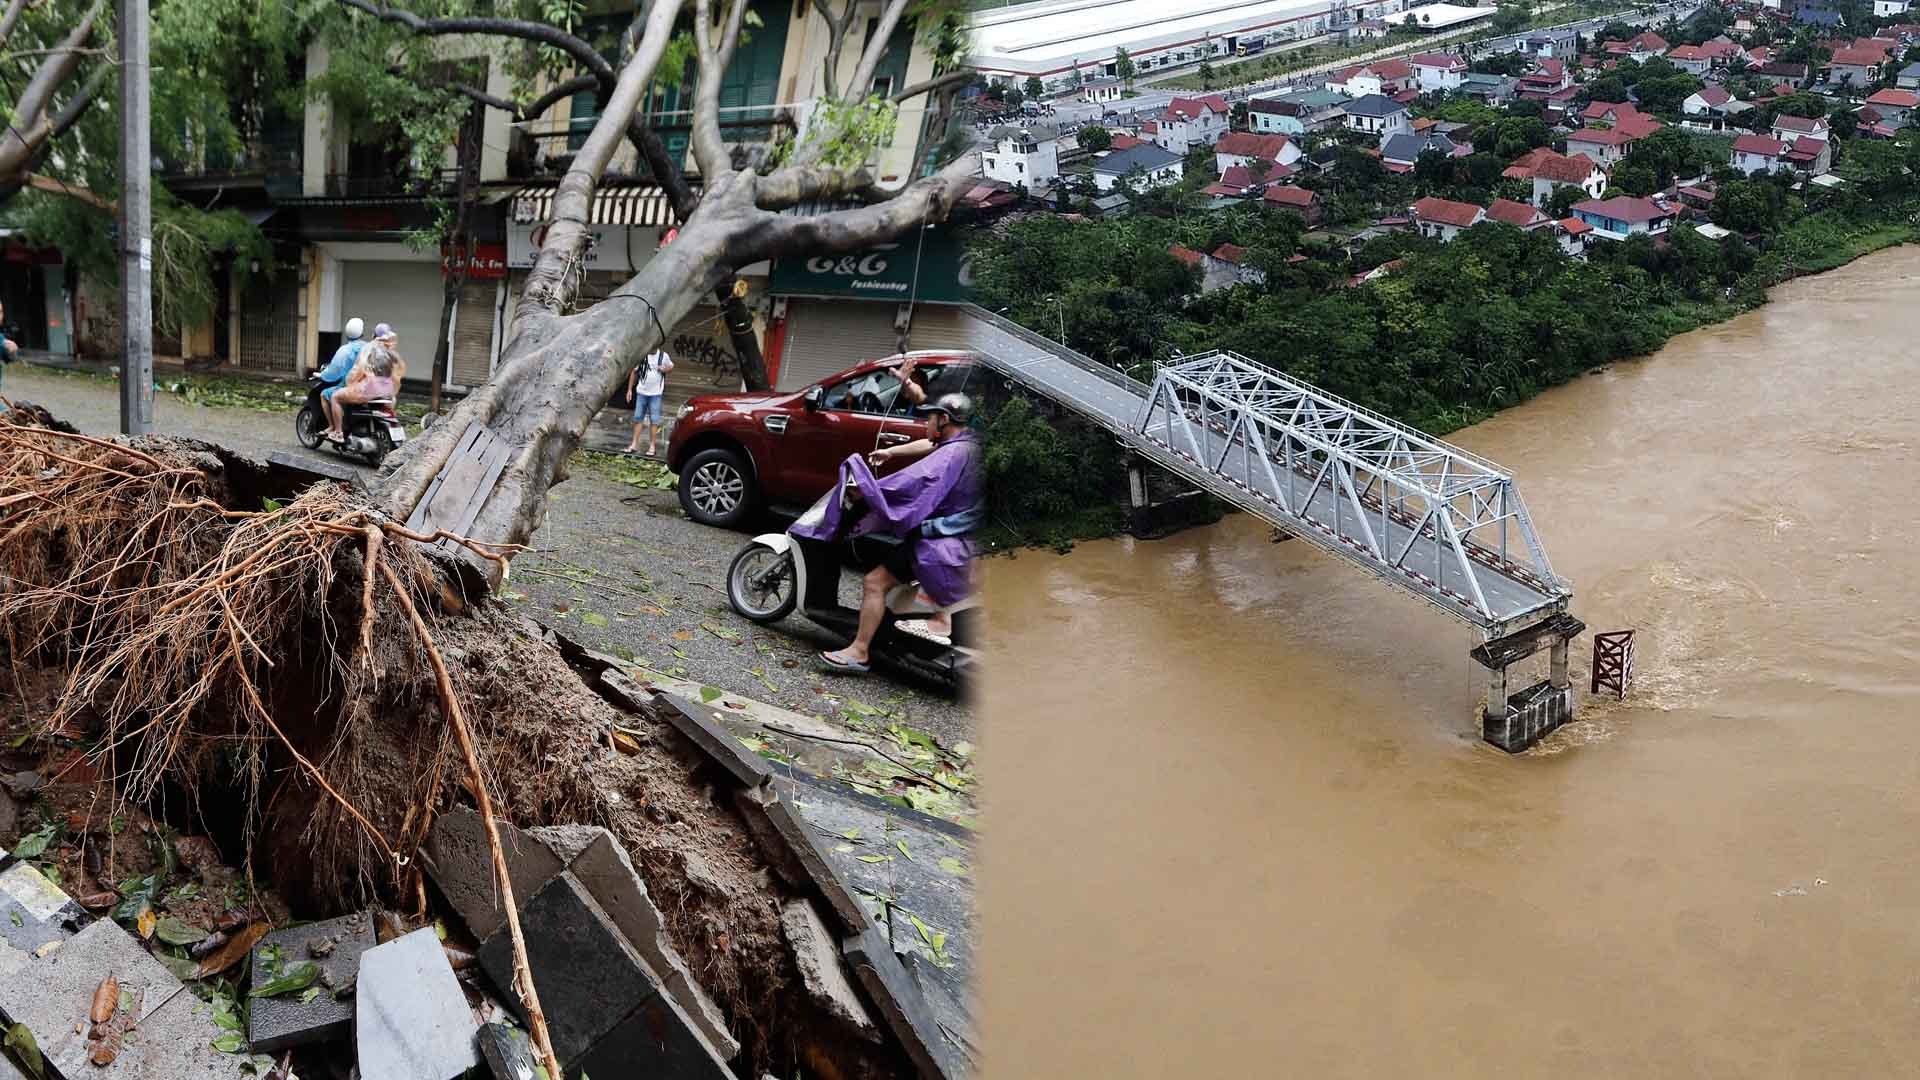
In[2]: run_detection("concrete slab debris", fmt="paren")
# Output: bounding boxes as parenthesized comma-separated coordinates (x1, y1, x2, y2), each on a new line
(355, 927, 478, 1080)
(733, 784, 871, 936)
(619, 681, 774, 789)
(247, 910, 377, 1053)
(476, 873, 733, 1077)
(843, 927, 963, 1080)
(0, 864, 84, 978)
(81, 980, 254, 1079)
(0, 918, 184, 1077)
(779, 899, 879, 1040)
(421, 806, 564, 942)
(526, 826, 739, 1060)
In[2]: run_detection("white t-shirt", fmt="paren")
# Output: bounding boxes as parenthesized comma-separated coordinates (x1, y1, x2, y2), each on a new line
(637, 351, 670, 396)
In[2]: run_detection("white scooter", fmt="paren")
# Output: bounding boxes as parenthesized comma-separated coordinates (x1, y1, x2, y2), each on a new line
(725, 476, 979, 687)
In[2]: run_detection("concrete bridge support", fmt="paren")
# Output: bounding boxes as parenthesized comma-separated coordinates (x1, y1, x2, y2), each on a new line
(1471, 613, 1586, 753)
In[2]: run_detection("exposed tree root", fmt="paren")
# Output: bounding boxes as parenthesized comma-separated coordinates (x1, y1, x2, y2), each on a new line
(0, 411, 908, 1077)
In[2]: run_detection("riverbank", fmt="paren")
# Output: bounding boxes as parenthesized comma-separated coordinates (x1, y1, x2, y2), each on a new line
(976, 193, 1920, 550)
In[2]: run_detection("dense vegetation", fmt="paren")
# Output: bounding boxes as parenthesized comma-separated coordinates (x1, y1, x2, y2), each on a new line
(972, 131, 1920, 544)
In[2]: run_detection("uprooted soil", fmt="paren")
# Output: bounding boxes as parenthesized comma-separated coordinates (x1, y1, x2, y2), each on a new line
(0, 409, 908, 1078)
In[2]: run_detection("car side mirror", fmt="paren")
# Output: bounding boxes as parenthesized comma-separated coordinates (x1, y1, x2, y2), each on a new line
(803, 385, 824, 410)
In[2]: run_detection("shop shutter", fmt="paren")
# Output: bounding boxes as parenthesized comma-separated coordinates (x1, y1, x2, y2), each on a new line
(450, 277, 497, 388)
(776, 300, 902, 392)
(899, 304, 975, 352)
(340, 260, 447, 371)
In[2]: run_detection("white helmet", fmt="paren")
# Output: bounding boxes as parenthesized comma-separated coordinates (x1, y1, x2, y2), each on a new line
(343, 317, 365, 340)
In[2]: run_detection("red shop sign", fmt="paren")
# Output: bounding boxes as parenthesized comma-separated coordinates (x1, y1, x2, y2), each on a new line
(441, 242, 507, 279)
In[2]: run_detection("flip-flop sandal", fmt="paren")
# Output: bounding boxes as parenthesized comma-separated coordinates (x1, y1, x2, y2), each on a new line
(820, 650, 871, 674)
(894, 620, 952, 645)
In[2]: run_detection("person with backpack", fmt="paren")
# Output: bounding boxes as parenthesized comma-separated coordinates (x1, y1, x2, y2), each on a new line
(624, 346, 674, 457)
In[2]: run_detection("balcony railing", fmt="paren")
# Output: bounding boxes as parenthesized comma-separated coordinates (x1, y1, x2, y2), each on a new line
(321, 167, 476, 199)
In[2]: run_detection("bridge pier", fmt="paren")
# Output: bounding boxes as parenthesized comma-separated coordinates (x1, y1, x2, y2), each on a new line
(1121, 452, 1215, 539)
(1471, 613, 1586, 753)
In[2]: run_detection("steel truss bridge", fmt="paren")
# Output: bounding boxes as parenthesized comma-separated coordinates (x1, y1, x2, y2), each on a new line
(956, 305, 1573, 638)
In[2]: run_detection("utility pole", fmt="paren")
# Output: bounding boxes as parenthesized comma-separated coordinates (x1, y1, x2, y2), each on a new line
(118, 0, 153, 436)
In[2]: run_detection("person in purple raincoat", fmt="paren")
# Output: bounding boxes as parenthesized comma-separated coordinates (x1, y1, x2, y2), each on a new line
(811, 393, 982, 674)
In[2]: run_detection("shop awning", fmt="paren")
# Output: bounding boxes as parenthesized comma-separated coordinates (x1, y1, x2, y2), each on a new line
(508, 183, 682, 227)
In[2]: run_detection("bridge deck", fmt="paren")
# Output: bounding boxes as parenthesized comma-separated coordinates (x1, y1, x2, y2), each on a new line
(957, 306, 1569, 635)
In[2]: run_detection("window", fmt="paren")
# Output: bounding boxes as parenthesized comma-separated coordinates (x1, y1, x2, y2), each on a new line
(821, 371, 902, 414)
(886, 363, 975, 417)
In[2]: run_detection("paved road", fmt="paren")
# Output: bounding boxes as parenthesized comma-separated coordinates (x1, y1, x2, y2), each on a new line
(2, 363, 973, 747)
(1017, 1, 1696, 133)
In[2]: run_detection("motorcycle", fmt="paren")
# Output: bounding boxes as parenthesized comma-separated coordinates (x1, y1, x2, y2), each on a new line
(725, 476, 979, 688)
(294, 373, 408, 466)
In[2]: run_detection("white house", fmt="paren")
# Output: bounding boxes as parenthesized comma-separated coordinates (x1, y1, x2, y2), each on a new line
(1565, 126, 1637, 166)
(1411, 51, 1469, 92)
(1410, 195, 1485, 242)
(1328, 58, 1414, 98)
(1214, 131, 1303, 175)
(1771, 113, 1831, 143)
(980, 128, 1060, 187)
(1731, 132, 1789, 174)
(1876, 0, 1909, 17)
(1343, 94, 1411, 139)
(1090, 142, 1185, 193)
(1504, 147, 1608, 206)
(1146, 94, 1230, 155)
(1081, 78, 1124, 104)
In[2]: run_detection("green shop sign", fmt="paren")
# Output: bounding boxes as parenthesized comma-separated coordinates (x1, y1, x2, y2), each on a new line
(769, 224, 976, 303)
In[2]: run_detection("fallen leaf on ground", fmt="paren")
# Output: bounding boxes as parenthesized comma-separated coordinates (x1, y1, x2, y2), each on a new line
(134, 910, 156, 940)
(192, 923, 269, 980)
(89, 975, 118, 1024)
(610, 729, 643, 755)
(154, 916, 207, 946)
(937, 857, 968, 877)
(895, 840, 914, 861)
(250, 961, 319, 998)
(857, 855, 893, 864)
(698, 686, 722, 703)
(671, 630, 694, 641)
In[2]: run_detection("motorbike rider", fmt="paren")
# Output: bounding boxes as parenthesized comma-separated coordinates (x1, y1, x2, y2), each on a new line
(315, 317, 367, 414)
(814, 392, 981, 673)
(325, 323, 401, 442)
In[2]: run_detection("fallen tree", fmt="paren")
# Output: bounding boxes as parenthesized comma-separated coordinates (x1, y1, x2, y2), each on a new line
(0, 0, 975, 1076)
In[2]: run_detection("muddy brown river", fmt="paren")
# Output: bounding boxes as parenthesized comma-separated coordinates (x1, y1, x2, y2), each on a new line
(978, 247, 1920, 1076)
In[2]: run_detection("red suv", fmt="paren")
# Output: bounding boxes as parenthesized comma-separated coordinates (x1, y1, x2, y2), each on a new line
(667, 350, 979, 528)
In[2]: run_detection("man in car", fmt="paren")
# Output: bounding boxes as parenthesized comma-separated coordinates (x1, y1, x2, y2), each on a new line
(816, 393, 981, 673)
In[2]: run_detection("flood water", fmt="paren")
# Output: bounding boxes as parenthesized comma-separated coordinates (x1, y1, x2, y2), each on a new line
(978, 247, 1920, 1076)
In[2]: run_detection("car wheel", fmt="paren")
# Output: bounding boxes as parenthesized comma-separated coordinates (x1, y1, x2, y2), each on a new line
(678, 446, 758, 528)
(295, 404, 325, 450)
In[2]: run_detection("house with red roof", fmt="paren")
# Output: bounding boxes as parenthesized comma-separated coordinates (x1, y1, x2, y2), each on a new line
(1865, 87, 1919, 126)
(1666, 44, 1712, 74)
(1209, 243, 1267, 287)
(1214, 131, 1303, 175)
(1486, 198, 1550, 230)
(1699, 38, 1749, 69)
(1505, 147, 1609, 206)
(1411, 52, 1469, 92)
(1328, 58, 1415, 97)
(1168, 244, 1238, 294)
(1827, 46, 1885, 87)
(1771, 113, 1831, 144)
(1553, 216, 1593, 258)
(1566, 125, 1641, 166)
(1581, 100, 1639, 125)
(1410, 195, 1485, 242)
(1150, 95, 1230, 154)
(1731, 133, 1790, 175)
(1200, 164, 1268, 197)
(1262, 184, 1324, 225)
(1569, 196, 1675, 241)
(1604, 32, 1669, 61)
(1517, 57, 1572, 95)
(1782, 134, 1832, 175)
